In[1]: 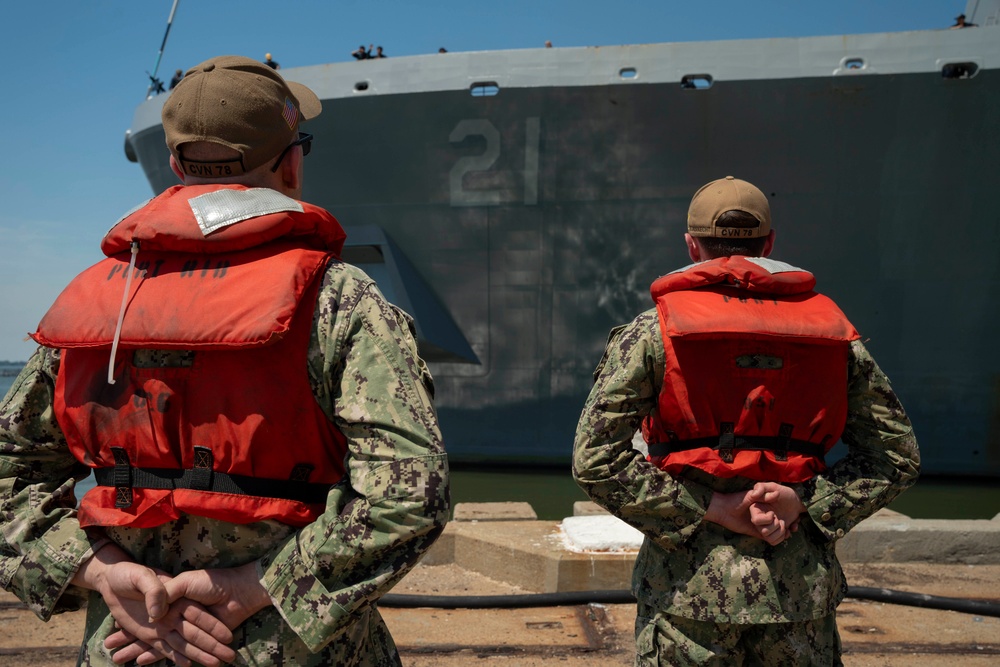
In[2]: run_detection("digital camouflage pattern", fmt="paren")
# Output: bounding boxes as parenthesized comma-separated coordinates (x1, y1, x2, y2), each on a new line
(634, 601, 842, 666)
(0, 258, 449, 666)
(573, 308, 920, 626)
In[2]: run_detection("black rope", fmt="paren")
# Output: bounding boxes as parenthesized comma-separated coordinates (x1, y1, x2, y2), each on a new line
(380, 587, 1000, 617)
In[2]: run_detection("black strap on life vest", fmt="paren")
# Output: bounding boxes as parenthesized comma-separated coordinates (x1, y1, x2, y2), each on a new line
(647, 422, 826, 463)
(98, 447, 330, 508)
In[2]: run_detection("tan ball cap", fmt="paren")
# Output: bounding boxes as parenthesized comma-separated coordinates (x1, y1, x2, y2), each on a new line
(162, 55, 322, 177)
(687, 176, 771, 238)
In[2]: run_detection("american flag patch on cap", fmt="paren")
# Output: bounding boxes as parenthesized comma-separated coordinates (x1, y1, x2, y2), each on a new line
(282, 97, 298, 129)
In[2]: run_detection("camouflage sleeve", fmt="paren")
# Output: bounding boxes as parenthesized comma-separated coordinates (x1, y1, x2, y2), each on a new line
(0, 348, 105, 620)
(258, 262, 450, 652)
(797, 339, 921, 540)
(572, 311, 714, 552)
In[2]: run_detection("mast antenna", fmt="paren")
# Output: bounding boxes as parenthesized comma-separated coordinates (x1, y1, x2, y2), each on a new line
(146, 0, 181, 99)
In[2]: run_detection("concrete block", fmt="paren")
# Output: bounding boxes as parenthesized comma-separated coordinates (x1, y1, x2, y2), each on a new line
(837, 514, 1000, 564)
(554, 551, 636, 592)
(444, 519, 641, 592)
(453, 502, 538, 521)
(450, 521, 560, 592)
(420, 526, 456, 566)
(572, 501, 610, 516)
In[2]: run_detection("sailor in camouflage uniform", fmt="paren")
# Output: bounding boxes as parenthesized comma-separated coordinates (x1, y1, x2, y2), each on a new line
(0, 56, 449, 666)
(573, 176, 919, 666)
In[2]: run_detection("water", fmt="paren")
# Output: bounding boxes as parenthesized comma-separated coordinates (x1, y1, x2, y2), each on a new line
(61, 465, 1000, 521)
(448, 467, 1000, 521)
(0, 363, 24, 400)
(3, 364, 998, 521)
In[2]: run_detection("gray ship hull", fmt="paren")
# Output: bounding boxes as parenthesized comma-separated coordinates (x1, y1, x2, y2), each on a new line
(127, 22, 1000, 475)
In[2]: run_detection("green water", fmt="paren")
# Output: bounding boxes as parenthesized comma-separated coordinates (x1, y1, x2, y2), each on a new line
(451, 467, 1000, 521)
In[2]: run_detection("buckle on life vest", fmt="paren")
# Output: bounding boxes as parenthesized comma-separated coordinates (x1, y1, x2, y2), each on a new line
(110, 447, 133, 508)
(191, 446, 213, 491)
(718, 422, 735, 463)
(289, 463, 315, 482)
(775, 423, 793, 461)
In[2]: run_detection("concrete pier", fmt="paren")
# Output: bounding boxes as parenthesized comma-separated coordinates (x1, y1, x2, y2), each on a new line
(430, 503, 1000, 593)
(1, 503, 998, 666)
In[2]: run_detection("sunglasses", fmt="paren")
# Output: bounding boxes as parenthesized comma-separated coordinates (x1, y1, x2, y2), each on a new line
(271, 132, 313, 172)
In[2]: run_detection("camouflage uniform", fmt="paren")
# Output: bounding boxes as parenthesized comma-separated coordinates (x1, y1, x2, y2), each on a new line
(0, 251, 450, 665)
(573, 309, 920, 666)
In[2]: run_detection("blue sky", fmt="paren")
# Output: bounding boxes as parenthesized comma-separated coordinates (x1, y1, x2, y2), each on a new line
(0, 0, 970, 361)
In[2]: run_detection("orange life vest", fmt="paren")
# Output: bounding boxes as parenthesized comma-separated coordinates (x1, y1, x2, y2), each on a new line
(32, 184, 349, 528)
(641, 256, 860, 482)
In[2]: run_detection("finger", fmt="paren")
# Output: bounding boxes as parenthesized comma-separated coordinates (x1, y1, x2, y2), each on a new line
(118, 622, 195, 667)
(138, 609, 233, 667)
(102, 597, 209, 667)
(175, 614, 237, 664)
(133, 645, 190, 667)
(755, 481, 782, 496)
(126, 567, 170, 621)
(104, 628, 136, 650)
(180, 601, 235, 645)
(109, 640, 155, 665)
(138, 600, 236, 665)
(137, 647, 171, 666)
(162, 575, 197, 604)
(148, 632, 197, 667)
(170, 629, 227, 667)
(767, 520, 788, 545)
(760, 487, 784, 504)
